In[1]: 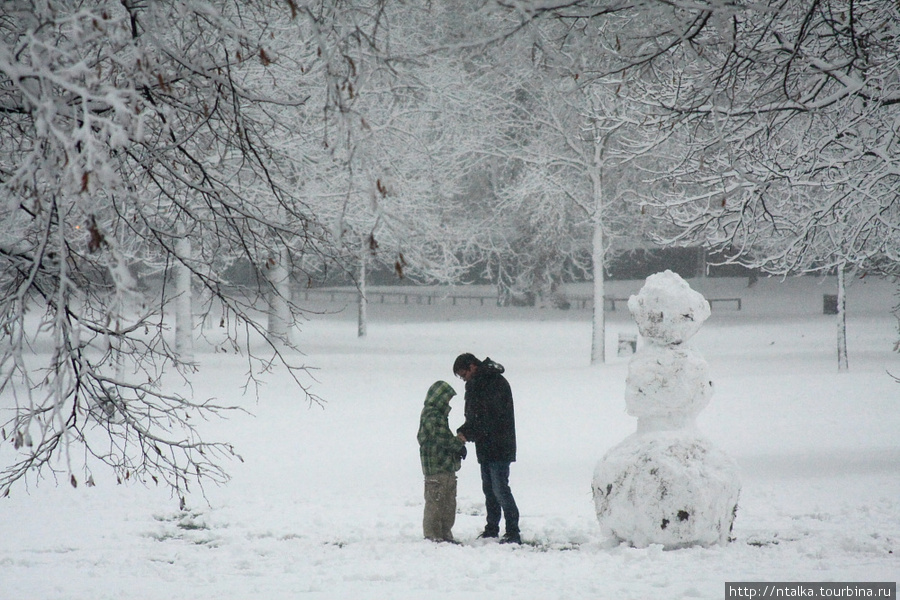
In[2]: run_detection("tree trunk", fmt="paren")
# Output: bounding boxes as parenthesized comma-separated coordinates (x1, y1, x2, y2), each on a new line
(266, 246, 292, 349)
(696, 246, 707, 278)
(590, 138, 606, 365)
(358, 237, 368, 338)
(591, 218, 605, 364)
(174, 234, 194, 362)
(106, 244, 137, 383)
(836, 265, 849, 372)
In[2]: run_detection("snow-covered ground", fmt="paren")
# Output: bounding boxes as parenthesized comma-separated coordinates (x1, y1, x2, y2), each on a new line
(2, 275, 898, 599)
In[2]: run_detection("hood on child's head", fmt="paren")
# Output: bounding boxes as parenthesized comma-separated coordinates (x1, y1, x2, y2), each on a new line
(425, 380, 456, 408)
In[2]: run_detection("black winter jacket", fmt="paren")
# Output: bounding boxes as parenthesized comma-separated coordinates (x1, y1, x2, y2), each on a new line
(457, 358, 516, 463)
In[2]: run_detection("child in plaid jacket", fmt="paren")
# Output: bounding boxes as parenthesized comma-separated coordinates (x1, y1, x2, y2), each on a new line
(417, 380, 466, 542)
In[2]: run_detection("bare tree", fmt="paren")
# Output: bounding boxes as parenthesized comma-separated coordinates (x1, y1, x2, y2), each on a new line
(0, 0, 395, 498)
(448, 16, 662, 363)
(500, 0, 900, 368)
(641, 0, 898, 369)
(301, 3, 504, 337)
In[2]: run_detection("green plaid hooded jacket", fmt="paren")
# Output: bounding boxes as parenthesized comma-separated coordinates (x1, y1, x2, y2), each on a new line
(417, 381, 465, 476)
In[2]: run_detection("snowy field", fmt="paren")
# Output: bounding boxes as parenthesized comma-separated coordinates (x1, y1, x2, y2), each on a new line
(2, 275, 899, 599)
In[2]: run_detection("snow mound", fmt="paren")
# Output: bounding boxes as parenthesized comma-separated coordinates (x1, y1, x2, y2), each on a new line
(592, 431, 740, 550)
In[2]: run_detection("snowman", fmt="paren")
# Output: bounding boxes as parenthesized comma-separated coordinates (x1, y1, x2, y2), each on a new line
(592, 270, 741, 549)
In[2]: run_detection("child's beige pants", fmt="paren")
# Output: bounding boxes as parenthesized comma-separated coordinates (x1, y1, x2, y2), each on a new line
(423, 472, 457, 542)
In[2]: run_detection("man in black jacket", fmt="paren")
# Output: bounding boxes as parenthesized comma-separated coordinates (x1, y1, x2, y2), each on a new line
(454, 353, 521, 544)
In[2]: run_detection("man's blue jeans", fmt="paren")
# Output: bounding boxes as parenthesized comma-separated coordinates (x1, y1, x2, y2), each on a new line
(480, 461, 519, 535)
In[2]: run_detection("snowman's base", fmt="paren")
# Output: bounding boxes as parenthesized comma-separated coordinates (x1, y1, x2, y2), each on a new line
(593, 430, 741, 550)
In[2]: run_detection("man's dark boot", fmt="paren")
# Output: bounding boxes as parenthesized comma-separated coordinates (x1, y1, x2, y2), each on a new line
(500, 531, 521, 544)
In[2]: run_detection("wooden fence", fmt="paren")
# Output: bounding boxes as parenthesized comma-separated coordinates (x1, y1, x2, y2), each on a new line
(298, 289, 742, 311)
(570, 296, 741, 311)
